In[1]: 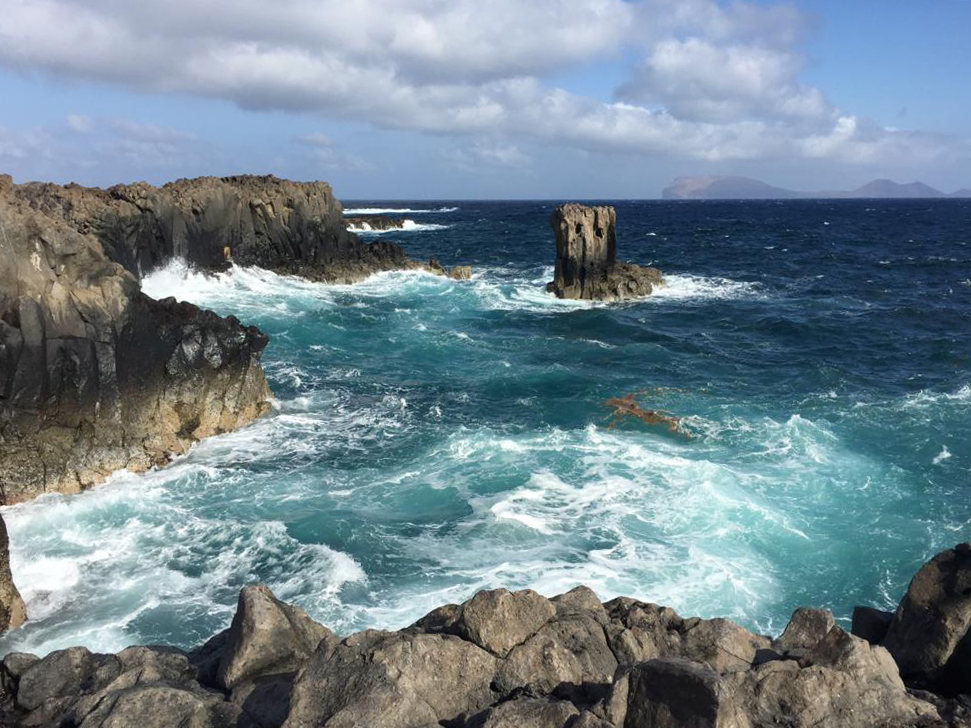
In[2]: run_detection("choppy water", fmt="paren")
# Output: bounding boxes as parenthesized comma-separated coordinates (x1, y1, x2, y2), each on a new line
(3, 199, 970, 656)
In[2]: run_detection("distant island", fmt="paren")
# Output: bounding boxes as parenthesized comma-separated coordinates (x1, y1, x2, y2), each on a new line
(663, 175, 971, 200)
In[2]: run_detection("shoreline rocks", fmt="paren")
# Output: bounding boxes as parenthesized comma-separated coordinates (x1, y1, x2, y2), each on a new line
(0, 173, 436, 505)
(4, 544, 971, 727)
(3, 174, 420, 284)
(547, 203, 663, 301)
(0, 514, 25, 634)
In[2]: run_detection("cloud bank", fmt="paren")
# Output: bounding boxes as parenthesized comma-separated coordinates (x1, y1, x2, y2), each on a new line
(0, 0, 963, 165)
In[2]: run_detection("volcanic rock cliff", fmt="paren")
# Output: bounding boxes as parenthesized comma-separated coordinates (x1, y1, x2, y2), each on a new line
(5, 174, 419, 284)
(547, 204, 663, 302)
(4, 544, 971, 728)
(0, 183, 272, 504)
(0, 173, 432, 504)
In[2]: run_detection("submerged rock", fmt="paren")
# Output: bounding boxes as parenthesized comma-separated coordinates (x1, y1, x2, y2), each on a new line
(547, 203, 663, 301)
(0, 514, 25, 635)
(344, 215, 408, 232)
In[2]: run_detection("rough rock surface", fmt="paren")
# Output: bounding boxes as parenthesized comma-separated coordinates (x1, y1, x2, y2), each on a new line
(0, 513, 25, 634)
(882, 543, 971, 695)
(4, 174, 419, 284)
(12, 546, 971, 728)
(0, 185, 272, 503)
(547, 203, 663, 301)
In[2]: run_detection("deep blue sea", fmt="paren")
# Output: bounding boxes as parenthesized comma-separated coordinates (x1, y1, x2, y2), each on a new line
(2, 199, 970, 656)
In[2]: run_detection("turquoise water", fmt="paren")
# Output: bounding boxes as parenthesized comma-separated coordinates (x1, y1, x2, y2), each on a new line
(2, 200, 969, 656)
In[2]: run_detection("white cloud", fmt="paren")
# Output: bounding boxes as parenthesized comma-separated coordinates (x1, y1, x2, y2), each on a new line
(0, 0, 963, 166)
(65, 114, 94, 134)
(444, 139, 532, 170)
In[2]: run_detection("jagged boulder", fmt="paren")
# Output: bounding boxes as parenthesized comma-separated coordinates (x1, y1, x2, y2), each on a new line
(203, 585, 336, 691)
(547, 204, 663, 301)
(283, 630, 498, 728)
(0, 513, 25, 634)
(624, 626, 938, 728)
(882, 542, 971, 695)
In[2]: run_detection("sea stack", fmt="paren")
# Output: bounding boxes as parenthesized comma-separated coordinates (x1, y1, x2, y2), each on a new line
(547, 203, 663, 301)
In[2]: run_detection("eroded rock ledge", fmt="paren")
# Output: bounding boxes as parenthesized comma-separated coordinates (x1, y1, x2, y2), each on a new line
(3, 174, 421, 284)
(547, 204, 663, 302)
(0, 188, 272, 504)
(4, 544, 971, 728)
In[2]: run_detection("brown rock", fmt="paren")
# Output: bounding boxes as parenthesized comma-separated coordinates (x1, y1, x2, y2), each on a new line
(883, 543, 971, 694)
(773, 607, 835, 654)
(457, 588, 557, 658)
(283, 631, 497, 728)
(851, 605, 894, 645)
(214, 585, 335, 690)
(466, 697, 580, 728)
(0, 194, 272, 503)
(449, 265, 472, 280)
(0, 513, 25, 633)
(547, 204, 663, 301)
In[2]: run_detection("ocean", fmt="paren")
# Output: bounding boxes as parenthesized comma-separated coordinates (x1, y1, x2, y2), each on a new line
(2, 199, 969, 656)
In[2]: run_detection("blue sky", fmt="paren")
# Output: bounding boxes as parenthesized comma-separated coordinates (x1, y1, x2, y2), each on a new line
(0, 0, 967, 198)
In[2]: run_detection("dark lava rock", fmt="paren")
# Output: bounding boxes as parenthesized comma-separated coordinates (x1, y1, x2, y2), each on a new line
(852, 605, 894, 645)
(9, 550, 971, 727)
(883, 543, 971, 695)
(547, 203, 663, 301)
(0, 179, 278, 503)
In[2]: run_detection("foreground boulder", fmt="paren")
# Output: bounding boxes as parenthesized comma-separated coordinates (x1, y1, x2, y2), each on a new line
(881, 543, 971, 695)
(13, 545, 971, 727)
(0, 513, 25, 634)
(0, 189, 272, 503)
(547, 203, 663, 301)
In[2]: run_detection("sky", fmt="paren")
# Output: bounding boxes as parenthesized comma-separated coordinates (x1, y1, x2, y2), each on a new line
(0, 0, 968, 199)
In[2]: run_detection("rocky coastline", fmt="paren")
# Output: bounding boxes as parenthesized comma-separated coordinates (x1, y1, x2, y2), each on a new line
(2, 543, 971, 727)
(2, 181, 967, 727)
(0, 174, 438, 503)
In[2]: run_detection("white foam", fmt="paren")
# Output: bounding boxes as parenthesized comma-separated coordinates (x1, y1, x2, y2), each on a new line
(933, 446, 952, 465)
(649, 274, 764, 302)
(343, 206, 458, 215)
(350, 220, 450, 234)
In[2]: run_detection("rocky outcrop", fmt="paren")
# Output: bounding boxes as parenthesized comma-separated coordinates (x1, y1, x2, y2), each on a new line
(427, 257, 474, 281)
(547, 204, 663, 301)
(877, 543, 971, 696)
(3, 174, 420, 284)
(0, 180, 272, 504)
(0, 514, 25, 634)
(13, 546, 971, 728)
(344, 215, 408, 232)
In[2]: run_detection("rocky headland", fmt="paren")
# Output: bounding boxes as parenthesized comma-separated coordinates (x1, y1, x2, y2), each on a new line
(547, 204, 663, 302)
(0, 174, 439, 503)
(2, 543, 971, 727)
